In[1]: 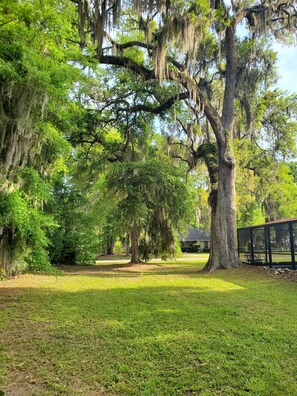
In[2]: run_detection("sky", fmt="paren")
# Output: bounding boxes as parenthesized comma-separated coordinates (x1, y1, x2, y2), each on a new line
(275, 44, 297, 94)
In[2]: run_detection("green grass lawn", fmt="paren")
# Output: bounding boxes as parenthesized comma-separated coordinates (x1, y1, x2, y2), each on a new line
(1, 260, 297, 395)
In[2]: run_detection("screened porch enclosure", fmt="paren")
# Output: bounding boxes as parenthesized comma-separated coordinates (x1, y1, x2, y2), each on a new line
(238, 219, 297, 269)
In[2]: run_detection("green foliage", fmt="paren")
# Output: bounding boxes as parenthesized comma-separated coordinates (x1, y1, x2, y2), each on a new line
(235, 80, 297, 226)
(289, 162, 297, 183)
(0, 175, 57, 274)
(260, 92, 297, 158)
(236, 138, 297, 226)
(0, 0, 88, 275)
(48, 179, 100, 265)
(36, 122, 72, 173)
(1, 0, 296, 274)
(106, 159, 195, 258)
(0, 0, 80, 89)
(237, 201, 265, 229)
(264, 163, 297, 220)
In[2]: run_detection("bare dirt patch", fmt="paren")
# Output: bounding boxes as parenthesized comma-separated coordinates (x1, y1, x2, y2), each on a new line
(60, 262, 163, 275)
(242, 263, 297, 281)
(3, 372, 49, 396)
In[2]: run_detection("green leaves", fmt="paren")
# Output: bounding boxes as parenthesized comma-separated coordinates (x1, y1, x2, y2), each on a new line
(0, 0, 90, 275)
(0, 185, 57, 273)
(106, 159, 194, 257)
(0, 190, 30, 233)
(48, 178, 101, 265)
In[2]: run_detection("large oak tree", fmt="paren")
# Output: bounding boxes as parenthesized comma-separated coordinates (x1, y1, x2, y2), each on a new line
(74, 0, 297, 271)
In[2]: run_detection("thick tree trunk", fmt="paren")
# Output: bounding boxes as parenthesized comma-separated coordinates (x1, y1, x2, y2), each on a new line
(125, 232, 130, 256)
(0, 227, 14, 277)
(204, 158, 239, 271)
(203, 22, 240, 271)
(105, 243, 115, 256)
(130, 224, 141, 264)
(105, 234, 115, 255)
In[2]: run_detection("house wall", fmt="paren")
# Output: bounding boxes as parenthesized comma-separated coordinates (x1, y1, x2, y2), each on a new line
(180, 240, 210, 252)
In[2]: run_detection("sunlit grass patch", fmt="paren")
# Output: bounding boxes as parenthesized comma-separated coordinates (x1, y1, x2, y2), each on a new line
(1, 260, 297, 395)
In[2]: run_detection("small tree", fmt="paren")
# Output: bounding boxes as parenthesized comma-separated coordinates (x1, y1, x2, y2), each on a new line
(106, 159, 194, 263)
(48, 178, 101, 265)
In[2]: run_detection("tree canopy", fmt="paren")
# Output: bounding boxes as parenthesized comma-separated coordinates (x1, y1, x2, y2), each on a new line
(72, 0, 297, 270)
(1, 0, 297, 276)
(106, 159, 194, 262)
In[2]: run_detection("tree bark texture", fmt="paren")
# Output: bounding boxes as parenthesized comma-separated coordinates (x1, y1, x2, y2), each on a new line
(0, 227, 14, 276)
(204, 158, 239, 271)
(125, 232, 130, 256)
(130, 224, 141, 264)
(105, 236, 115, 255)
(203, 23, 240, 271)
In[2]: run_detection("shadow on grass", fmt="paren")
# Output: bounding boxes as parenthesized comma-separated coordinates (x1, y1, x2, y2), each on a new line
(56, 261, 206, 279)
(57, 263, 142, 278)
(1, 276, 297, 396)
(2, 261, 284, 285)
(55, 263, 285, 289)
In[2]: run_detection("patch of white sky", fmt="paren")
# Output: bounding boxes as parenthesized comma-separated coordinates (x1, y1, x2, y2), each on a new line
(274, 43, 297, 94)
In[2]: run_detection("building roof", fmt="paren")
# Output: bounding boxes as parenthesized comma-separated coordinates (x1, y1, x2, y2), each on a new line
(179, 227, 210, 242)
(238, 217, 297, 230)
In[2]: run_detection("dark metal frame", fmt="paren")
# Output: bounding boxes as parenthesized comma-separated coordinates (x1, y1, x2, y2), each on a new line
(237, 218, 297, 270)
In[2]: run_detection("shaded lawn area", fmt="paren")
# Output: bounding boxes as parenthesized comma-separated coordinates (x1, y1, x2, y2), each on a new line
(1, 261, 297, 395)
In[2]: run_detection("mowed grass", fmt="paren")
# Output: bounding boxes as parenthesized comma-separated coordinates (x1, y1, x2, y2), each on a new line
(1, 260, 297, 395)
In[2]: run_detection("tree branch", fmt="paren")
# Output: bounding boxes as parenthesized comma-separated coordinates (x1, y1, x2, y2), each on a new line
(117, 92, 188, 114)
(104, 31, 154, 51)
(221, 21, 237, 133)
(0, 20, 16, 28)
(97, 42, 224, 150)
(97, 55, 155, 80)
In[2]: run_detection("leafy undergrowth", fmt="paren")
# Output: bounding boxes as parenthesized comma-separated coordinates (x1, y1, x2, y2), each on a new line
(1, 261, 297, 395)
